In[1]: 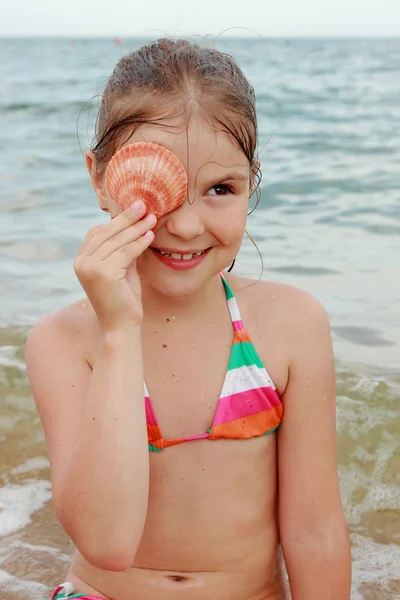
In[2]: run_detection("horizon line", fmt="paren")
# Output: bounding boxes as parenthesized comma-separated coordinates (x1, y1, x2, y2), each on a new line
(1, 33, 399, 40)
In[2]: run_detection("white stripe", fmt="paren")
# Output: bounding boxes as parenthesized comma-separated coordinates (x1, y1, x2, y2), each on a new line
(220, 364, 276, 398)
(227, 296, 241, 323)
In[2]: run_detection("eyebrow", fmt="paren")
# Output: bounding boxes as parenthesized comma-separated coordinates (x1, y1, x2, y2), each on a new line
(217, 171, 249, 182)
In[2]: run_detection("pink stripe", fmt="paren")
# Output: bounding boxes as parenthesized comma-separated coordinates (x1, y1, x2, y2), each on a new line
(213, 387, 281, 426)
(232, 320, 244, 332)
(145, 396, 158, 426)
(183, 433, 210, 442)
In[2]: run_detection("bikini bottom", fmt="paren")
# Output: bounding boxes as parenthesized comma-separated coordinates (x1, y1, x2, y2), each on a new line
(47, 582, 105, 600)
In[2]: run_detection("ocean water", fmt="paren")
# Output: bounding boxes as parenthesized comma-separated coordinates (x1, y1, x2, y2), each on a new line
(0, 37, 399, 599)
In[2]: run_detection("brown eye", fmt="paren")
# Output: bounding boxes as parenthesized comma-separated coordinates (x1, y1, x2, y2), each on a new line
(208, 184, 234, 196)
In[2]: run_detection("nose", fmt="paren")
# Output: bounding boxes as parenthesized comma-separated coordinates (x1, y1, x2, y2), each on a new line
(164, 198, 205, 240)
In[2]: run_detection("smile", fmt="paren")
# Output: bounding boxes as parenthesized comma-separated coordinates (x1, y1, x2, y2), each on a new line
(150, 247, 211, 271)
(152, 249, 207, 260)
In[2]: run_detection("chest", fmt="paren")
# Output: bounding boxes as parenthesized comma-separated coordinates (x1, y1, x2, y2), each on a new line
(142, 316, 234, 441)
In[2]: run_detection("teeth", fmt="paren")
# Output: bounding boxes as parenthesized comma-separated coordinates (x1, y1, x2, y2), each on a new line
(158, 250, 205, 259)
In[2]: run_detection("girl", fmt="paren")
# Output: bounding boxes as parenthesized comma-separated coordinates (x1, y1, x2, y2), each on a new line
(26, 38, 351, 600)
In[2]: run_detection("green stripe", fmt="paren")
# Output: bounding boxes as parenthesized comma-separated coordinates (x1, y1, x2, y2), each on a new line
(263, 425, 280, 436)
(148, 444, 162, 452)
(227, 342, 263, 370)
(51, 595, 89, 599)
(221, 276, 234, 300)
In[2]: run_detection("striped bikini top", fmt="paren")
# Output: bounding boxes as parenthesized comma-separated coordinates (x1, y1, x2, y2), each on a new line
(145, 274, 283, 452)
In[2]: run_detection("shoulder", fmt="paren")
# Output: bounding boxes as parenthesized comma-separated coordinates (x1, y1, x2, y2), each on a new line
(227, 273, 330, 337)
(25, 298, 99, 367)
(225, 274, 332, 393)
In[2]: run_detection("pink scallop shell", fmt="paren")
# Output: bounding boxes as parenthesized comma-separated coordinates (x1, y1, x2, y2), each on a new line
(105, 142, 187, 220)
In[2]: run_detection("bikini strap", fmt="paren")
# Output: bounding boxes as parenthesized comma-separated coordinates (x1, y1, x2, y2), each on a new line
(220, 273, 244, 332)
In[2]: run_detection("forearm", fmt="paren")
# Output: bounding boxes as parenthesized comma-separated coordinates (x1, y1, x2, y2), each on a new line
(56, 327, 149, 569)
(283, 531, 352, 600)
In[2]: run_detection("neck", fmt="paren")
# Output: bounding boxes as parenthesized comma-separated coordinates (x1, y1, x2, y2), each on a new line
(141, 274, 224, 323)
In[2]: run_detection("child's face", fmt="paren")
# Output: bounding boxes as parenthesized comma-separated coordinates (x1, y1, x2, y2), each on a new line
(105, 115, 251, 297)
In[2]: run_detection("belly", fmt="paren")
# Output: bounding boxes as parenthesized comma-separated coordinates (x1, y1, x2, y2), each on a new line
(67, 548, 287, 600)
(67, 437, 283, 600)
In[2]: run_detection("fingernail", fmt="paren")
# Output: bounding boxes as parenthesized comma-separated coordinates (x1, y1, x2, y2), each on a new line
(131, 200, 144, 213)
(145, 214, 156, 224)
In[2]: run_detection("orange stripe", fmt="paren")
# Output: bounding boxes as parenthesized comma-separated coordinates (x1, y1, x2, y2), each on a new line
(149, 438, 164, 450)
(209, 405, 283, 440)
(233, 329, 251, 344)
(147, 423, 162, 443)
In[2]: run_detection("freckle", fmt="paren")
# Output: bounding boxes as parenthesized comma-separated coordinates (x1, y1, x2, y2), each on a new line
(154, 331, 158, 334)
(92, 417, 95, 421)
(172, 374, 175, 377)
(163, 344, 167, 348)
(166, 318, 170, 322)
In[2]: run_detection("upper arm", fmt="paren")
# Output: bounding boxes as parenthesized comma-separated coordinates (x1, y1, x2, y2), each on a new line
(25, 311, 92, 506)
(277, 290, 348, 542)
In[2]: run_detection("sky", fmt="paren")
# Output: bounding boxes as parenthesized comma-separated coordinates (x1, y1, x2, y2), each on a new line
(1, 0, 399, 37)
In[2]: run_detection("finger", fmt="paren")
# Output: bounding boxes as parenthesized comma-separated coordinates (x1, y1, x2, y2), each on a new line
(85, 201, 148, 255)
(106, 229, 155, 270)
(111, 201, 148, 229)
(96, 214, 157, 260)
(76, 225, 106, 255)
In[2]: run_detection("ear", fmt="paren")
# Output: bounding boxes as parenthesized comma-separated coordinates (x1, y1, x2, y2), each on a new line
(85, 150, 109, 212)
(250, 158, 261, 194)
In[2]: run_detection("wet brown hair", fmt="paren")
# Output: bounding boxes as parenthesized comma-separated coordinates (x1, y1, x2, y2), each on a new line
(90, 38, 262, 206)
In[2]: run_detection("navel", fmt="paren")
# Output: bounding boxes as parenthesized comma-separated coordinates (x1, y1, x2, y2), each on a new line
(166, 574, 189, 583)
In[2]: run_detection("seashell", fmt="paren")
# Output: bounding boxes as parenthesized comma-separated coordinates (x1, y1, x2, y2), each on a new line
(105, 142, 187, 220)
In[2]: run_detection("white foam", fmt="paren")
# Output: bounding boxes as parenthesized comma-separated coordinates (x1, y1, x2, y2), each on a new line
(6, 539, 71, 563)
(0, 480, 51, 537)
(11, 457, 49, 475)
(0, 345, 26, 371)
(351, 534, 400, 599)
(0, 567, 48, 599)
